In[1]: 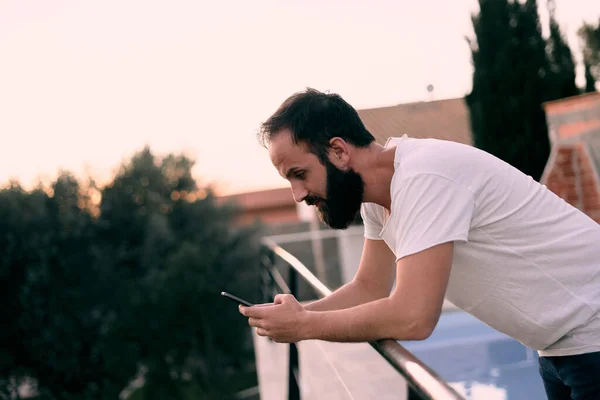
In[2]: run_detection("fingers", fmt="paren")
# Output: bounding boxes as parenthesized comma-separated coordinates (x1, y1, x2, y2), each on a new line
(240, 305, 266, 318)
(239, 300, 279, 316)
(274, 294, 285, 304)
(251, 321, 270, 339)
(274, 294, 294, 304)
(248, 317, 263, 329)
(256, 328, 269, 337)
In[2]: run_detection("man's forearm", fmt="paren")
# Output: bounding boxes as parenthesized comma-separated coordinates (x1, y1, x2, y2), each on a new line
(302, 297, 431, 343)
(304, 280, 385, 312)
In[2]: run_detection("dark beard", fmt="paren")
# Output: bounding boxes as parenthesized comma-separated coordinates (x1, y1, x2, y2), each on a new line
(305, 160, 364, 229)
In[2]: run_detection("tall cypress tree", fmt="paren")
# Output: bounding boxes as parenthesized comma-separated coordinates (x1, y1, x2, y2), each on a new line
(579, 19, 600, 89)
(466, 0, 551, 181)
(546, 0, 579, 99)
(584, 62, 597, 93)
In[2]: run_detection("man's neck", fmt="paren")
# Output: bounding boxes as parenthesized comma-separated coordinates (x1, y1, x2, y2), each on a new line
(351, 143, 396, 211)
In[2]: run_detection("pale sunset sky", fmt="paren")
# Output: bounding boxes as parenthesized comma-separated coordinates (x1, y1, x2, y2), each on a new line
(1, 0, 599, 195)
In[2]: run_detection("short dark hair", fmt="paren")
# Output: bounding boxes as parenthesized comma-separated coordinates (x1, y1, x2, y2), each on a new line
(257, 88, 375, 163)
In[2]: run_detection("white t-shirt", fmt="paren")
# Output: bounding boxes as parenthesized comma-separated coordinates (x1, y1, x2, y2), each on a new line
(361, 135, 600, 357)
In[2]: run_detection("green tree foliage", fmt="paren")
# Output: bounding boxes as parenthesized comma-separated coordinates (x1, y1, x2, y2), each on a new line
(584, 62, 597, 93)
(0, 175, 108, 400)
(579, 19, 600, 91)
(0, 148, 261, 399)
(546, 0, 579, 99)
(466, 0, 555, 181)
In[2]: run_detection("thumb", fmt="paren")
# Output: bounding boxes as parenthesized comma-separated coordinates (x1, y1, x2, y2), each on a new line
(274, 294, 289, 304)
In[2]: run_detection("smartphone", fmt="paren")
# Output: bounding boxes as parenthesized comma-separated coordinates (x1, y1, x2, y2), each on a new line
(221, 291, 254, 307)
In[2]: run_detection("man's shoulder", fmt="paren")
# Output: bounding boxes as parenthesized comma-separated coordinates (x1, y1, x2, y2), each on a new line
(396, 137, 476, 163)
(393, 137, 496, 183)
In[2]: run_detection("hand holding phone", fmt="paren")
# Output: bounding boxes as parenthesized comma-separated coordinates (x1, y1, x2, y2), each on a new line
(221, 291, 254, 307)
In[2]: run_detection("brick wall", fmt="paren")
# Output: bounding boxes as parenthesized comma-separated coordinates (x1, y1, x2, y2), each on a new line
(543, 144, 600, 223)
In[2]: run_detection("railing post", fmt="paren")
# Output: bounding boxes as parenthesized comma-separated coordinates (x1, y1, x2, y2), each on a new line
(260, 247, 276, 304)
(288, 267, 300, 400)
(407, 386, 422, 400)
(259, 247, 267, 303)
(266, 249, 276, 303)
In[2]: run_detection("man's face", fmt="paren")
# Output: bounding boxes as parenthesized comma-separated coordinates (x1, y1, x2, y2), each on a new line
(269, 130, 364, 229)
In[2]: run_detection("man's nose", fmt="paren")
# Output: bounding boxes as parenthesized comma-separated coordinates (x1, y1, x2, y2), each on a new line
(291, 185, 308, 203)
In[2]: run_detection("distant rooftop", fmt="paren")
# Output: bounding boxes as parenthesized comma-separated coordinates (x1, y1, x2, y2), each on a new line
(358, 97, 472, 145)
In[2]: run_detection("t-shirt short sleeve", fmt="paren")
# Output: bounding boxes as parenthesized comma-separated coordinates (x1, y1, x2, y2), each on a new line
(360, 203, 385, 240)
(389, 174, 475, 260)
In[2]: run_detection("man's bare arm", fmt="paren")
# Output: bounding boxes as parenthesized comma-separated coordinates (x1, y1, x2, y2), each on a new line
(304, 238, 396, 312)
(241, 242, 453, 343)
(303, 242, 453, 342)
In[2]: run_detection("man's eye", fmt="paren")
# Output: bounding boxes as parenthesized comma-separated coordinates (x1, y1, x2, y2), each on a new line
(295, 171, 306, 179)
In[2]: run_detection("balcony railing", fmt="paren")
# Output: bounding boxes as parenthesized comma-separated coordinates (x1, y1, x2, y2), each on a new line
(259, 235, 466, 400)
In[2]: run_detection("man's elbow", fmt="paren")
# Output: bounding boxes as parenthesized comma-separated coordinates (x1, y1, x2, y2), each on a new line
(391, 315, 437, 341)
(410, 320, 436, 340)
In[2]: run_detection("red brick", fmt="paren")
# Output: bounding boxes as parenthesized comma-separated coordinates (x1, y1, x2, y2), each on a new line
(556, 185, 577, 195)
(580, 169, 597, 178)
(579, 164, 596, 175)
(581, 173, 599, 182)
(558, 177, 577, 187)
(578, 154, 590, 164)
(584, 193, 600, 203)
(556, 159, 573, 168)
(582, 192, 599, 203)
(584, 203, 600, 212)
(557, 163, 575, 173)
(581, 183, 599, 196)
(547, 186, 560, 196)
(556, 154, 573, 164)
(578, 164, 592, 175)
(582, 183, 599, 193)
(561, 182, 578, 191)
(565, 193, 580, 203)
(588, 210, 600, 219)
(583, 194, 600, 208)
(558, 147, 574, 156)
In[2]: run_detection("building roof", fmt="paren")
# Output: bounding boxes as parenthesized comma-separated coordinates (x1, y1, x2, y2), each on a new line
(357, 97, 472, 145)
(217, 187, 295, 212)
(543, 91, 600, 113)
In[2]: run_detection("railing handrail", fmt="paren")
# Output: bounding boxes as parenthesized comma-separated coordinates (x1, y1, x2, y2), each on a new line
(261, 225, 364, 245)
(260, 237, 466, 400)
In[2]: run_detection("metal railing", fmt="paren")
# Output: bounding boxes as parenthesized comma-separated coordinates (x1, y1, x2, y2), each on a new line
(259, 236, 466, 400)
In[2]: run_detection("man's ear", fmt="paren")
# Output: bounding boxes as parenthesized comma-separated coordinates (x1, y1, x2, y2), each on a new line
(328, 137, 350, 168)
